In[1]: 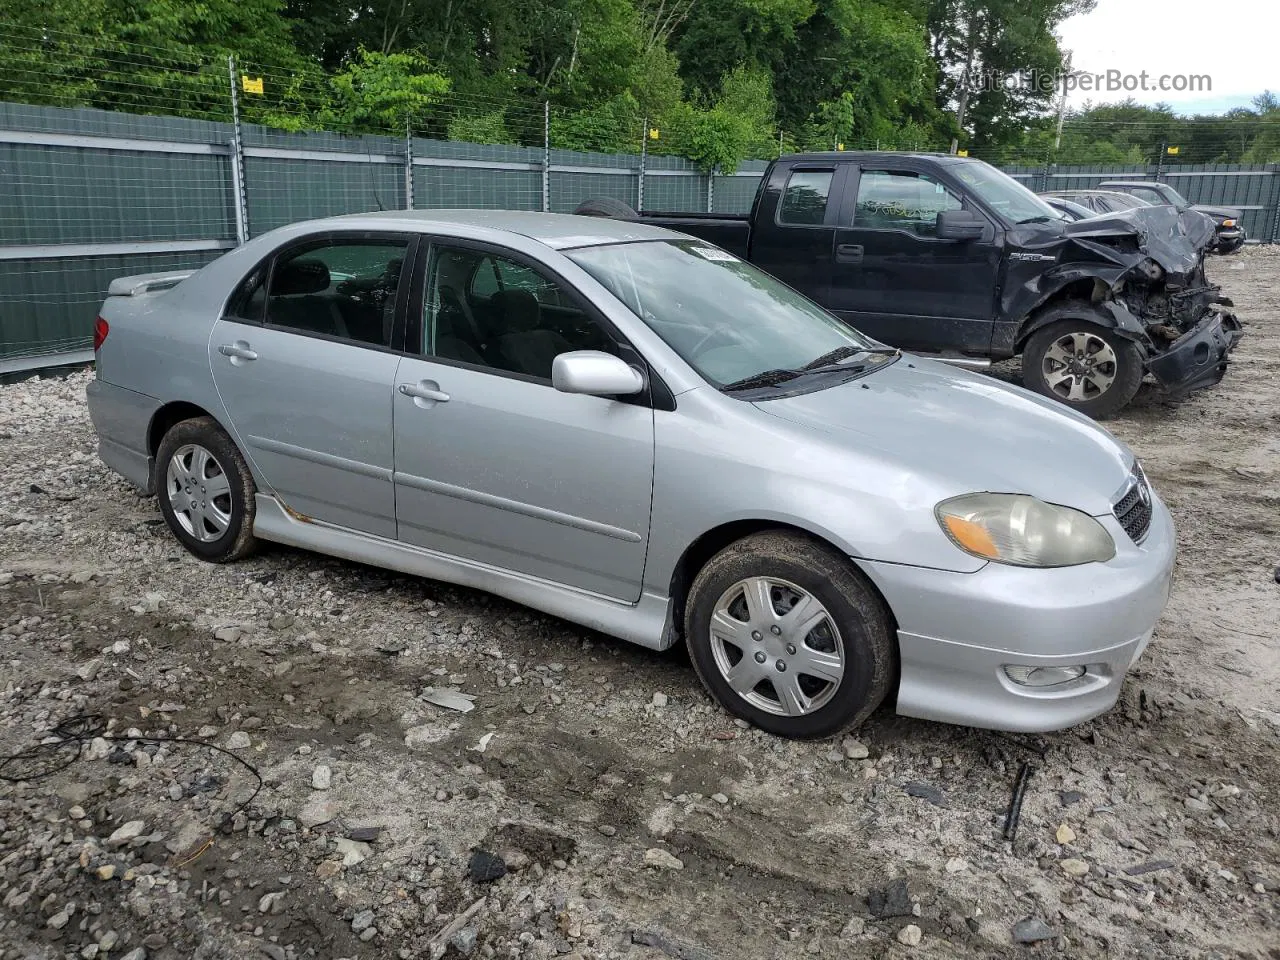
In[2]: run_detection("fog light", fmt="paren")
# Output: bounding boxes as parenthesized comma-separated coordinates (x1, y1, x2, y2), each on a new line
(1003, 665, 1087, 687)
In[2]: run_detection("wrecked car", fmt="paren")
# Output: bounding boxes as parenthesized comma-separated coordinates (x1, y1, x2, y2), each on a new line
(576, 152, 1243, 418)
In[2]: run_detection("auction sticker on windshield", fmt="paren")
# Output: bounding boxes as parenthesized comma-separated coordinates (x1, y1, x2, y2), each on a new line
(689, 246, 739, 262)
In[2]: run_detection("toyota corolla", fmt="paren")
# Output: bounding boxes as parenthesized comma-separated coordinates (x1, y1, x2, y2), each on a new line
(87, 211, 1174, 739)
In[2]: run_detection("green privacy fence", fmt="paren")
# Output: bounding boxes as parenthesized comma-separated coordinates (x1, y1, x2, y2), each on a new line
(1, 100, 1277, 371)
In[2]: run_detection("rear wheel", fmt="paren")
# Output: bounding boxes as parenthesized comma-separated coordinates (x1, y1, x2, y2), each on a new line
(684, 531, 895, 739)
(155, 417, 258, 563)
(1022, 311, 1145, 419)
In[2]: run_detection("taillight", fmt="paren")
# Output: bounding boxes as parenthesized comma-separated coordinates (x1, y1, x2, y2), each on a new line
(93, 316, 109, 351)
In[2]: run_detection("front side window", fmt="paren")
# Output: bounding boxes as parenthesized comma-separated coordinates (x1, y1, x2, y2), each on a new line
(424, 245, 614, 379)
(567, 240, 884, 389)
(779, 170, 834, 225)
(265, 240, 408, 347)
(854, 170, 962, 236)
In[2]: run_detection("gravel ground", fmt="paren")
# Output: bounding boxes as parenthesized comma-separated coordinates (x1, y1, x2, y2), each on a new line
(2, 248, 1278, 960)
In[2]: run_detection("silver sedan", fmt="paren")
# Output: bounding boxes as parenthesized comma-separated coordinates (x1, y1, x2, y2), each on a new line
(87, 210, 1174, 739)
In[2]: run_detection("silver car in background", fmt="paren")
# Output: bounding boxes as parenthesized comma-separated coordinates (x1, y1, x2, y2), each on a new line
(87, 211, 1174, 739)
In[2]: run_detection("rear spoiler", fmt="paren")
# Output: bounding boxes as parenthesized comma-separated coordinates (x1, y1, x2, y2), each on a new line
(106, 271, 196, 297)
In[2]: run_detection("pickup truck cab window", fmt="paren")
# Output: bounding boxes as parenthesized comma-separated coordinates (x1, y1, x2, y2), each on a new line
(779, 170, 835, 225)
(854, 170, 961, 236)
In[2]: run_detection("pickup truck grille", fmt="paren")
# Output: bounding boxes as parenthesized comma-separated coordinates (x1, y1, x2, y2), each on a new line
(1114, 468, 1153, 543)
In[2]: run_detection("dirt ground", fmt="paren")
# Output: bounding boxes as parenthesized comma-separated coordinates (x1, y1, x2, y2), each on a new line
(2, 248, 1278, 960)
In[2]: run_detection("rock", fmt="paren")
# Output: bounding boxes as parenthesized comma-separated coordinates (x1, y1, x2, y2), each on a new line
(107, 821, 145, 848)
(1122, 860, 1175, 877)
(450, 927, 478, 956)
(168, 782, 183, 801)
(68, 805, 86, 820)
(311, 765, 332, 790)
(404, 724, 450, 748)
(840, 916, 866, 938)
(76, 659, 102, 682)
(1061, 858, 1090, 877)
(351, 909, 375, 933)
(1011, 918, 1057, 944)
(868, 879, 913, 919)
(335, 838, 371, 866)
(842, 738, 869, 760)
(261, 946, 288, 960)
(299, 798, 338, 829)
(316, 861, 343, 880)
(48, 909, 71, 930)
(227, 731, 251, 750)
(597, 824, 618, 837)
(468, 849, 507, 883)
(643, 848, 684, 871)
(119, 950, 146, 960)
(1056, 824, 1077, 845)
(897, 925, 922, 947)
(269, 614, 295, 630)
(1184, 796, 1211, 813)
(96, 865, 116, 880)
(214, 626, 243, 643)
(651, 692, 669, 708)
(904, 781, 946, 807)
(346, 825, 382, 842)
(945, 858, 969, 873)
(711, 793, 729, 805)
(1059, 790, 1086, 806)
(258, 891, 285, 914)
(359, 927, 377, 942)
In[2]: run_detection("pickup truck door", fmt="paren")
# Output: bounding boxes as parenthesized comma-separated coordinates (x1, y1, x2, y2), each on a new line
(827, 164, 1000, 354)
(748, 162, 851, 304)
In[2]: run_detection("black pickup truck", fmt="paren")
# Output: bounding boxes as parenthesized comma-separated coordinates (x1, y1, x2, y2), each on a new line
(576, 152, 1242, 418)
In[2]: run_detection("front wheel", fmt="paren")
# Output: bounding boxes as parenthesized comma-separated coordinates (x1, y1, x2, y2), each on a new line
(1022, 313, 1145, 419)
(684, 531, 895, 739)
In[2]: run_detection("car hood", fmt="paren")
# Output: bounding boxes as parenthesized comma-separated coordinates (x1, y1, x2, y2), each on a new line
(754, 359, 1132, 517)
(1191, 203, 1243, 221)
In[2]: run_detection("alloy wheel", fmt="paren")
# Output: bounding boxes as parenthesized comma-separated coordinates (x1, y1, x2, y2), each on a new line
(1042, 331, 1119, 403)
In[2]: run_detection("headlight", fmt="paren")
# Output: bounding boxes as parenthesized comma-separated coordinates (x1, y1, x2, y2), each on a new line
(1221, 219, 1237, 228)
(936, 494, 1116, 568)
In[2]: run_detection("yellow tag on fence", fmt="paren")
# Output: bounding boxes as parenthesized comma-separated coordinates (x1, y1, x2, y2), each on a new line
(1167, 145, 1180, 155)
(957, 149, 969, 157)
(649, 128, 659, 140)
(241, 76, 264, 95)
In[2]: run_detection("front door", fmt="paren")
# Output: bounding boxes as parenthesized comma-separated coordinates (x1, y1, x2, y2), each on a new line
(828, 166, 1000, 353)
(749, 162, 847, 304)
(209, 233, 413, 539)
(391, 240, 655, 602)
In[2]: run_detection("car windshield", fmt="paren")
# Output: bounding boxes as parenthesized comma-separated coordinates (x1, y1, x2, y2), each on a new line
(950, 159, 1061, 224)
(566, 239, 882, 389)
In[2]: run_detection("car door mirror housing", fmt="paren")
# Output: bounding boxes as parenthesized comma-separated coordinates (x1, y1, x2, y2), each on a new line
(936, 209, 987, 241)
(552, 351, 645, 397)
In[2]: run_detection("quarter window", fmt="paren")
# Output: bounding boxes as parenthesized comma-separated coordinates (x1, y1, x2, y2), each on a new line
(424, 245, 615, 379)
(779, 170, 834, 225)
(264, 240, 408, 348)
(854, 170, 962, 236)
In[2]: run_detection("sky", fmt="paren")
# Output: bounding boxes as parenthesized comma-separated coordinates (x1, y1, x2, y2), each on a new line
(1056, 0, 1273, 115)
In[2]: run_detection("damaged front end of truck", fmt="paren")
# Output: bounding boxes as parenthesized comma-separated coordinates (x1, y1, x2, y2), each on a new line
(1006, 206, 1244, 399)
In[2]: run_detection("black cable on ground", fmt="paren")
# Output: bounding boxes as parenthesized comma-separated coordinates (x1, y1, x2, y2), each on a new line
(0, 713, 264, 835)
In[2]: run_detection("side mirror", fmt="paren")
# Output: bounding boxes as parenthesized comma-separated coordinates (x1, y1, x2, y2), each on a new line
(936, 209, 987, 241)
(552, 350, 645, 397)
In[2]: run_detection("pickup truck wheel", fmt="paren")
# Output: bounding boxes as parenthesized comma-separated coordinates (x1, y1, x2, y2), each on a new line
(155, 417, 258, 563)
(573, 197, 638, 219)
(1022, 316, 1144, 419)
(684, 531, 895, 740)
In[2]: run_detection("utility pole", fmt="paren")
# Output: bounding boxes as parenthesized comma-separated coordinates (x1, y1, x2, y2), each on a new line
(1054, 51, 1073, 151)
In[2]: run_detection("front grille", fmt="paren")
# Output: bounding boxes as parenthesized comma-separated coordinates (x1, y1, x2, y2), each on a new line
(1114, 469, 1153, 543)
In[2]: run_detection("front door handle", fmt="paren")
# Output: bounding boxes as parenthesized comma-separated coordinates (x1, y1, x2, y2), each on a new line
(218, 341, 258, 363)
(835, 244, 864, 264)
(398, 381, 450, 405)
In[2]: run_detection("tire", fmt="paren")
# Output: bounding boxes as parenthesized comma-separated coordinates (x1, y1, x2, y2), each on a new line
(572, 197, 638, 219)
(154, 416, 258, 563)
(1021, 309, 1145, 419)
(684, 530, 895, 740)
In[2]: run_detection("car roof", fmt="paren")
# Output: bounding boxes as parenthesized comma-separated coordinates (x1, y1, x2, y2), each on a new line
(321, 209, 684, 250)
(1042, 190, 1140, 198)
(785, 150, 965, 164)
(1097, 181, 1159, 188)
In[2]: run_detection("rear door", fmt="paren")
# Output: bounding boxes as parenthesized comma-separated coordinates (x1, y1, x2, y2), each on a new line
(748, 162, 849, 304)
(827, 164, 1000, 353)
(391, 239, 655, 602)
(208, 232, 414, 539)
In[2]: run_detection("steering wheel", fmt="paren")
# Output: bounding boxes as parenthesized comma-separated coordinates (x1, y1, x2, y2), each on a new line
(686, 325, 738, 360)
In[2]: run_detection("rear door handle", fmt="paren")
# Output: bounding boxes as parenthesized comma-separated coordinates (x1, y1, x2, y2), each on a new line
(835, 244, 864, 264)
(398, 381, 450, 404)
(218, 341, 258, 362)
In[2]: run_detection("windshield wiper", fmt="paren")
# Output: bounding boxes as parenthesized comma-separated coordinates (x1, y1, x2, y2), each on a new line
(802, 344, 899, 370)
(1016, 215, 1058, 225)
(721, 368, 804, 392)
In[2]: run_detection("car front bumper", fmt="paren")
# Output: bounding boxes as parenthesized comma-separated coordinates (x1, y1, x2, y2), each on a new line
(1214, 228, 1245, 251)
(1146, 311, 1243, 398)
(854, 497, 1175, 732)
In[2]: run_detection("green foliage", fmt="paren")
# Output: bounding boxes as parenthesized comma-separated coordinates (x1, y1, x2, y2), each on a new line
(446, 111, 512, 146)
(319, 50, 450, 133)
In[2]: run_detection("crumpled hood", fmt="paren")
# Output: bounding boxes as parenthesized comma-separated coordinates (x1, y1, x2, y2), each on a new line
(1192, 203, 1243, 222)
(755, 359, 1133, 517)
(1009, 205, 1216, 277)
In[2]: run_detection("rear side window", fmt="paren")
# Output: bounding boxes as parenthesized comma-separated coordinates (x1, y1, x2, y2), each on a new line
(779, 170, 834, 225)
(855, 170, 962, 235)
(264, 240, 409, 348)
